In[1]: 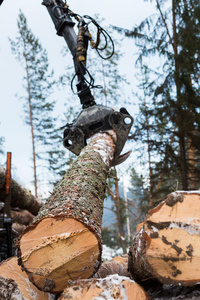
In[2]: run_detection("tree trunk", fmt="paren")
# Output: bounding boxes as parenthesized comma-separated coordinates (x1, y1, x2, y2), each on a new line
(0, 257, 54, 300)
(154, 129, 176, 203)
(172, 0, 188, 190)
(114, 168, 127, 254)
(17, 131, 116, 293)
(0, 169, 41, 215)
(107, 167, 127, 254)
(128, 191, 200, 286)
(24, 52, 38, 198)
(188, 135, 196, 189)
(59, 275, 150, 300)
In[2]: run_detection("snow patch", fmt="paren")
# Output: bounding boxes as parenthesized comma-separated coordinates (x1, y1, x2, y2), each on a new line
(169, 221, 200, 236)
(171, 190, 200, 196)
(92, 274, 132, 300)
(102, 245, 123, 261)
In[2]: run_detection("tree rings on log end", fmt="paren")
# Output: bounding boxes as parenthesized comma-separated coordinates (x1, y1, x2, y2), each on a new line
(143, 192, 200, 285)
(19, 217, 101, 293)
(0, 257, 52, 300)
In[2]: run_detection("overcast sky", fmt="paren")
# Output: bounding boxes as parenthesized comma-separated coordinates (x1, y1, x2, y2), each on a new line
(0, 0, 157, 196)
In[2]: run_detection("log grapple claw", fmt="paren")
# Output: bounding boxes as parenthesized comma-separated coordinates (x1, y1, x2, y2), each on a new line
(63, 105, 133, 165)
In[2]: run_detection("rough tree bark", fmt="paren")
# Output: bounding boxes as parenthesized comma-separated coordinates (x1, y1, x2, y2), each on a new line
(0, 169, 41, 215)
(128, 191, 200, 286)
(17, 131, 116, 293)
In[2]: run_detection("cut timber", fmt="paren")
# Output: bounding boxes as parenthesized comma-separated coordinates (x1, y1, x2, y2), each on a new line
(59, 275, 150, 300)
(128, 191, 200, 286)
(0, 168, 41, 215)
(18, 131, 116, 293)
(19, 217, 100, 293)
(94, 255, 130, 278)
(12, 222, 26, 236)
(0, 257, 54, 300)
(11, 208, 34, 225)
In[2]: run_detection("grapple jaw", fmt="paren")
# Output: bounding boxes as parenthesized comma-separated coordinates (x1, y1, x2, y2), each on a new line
(63, 105, 133, 165)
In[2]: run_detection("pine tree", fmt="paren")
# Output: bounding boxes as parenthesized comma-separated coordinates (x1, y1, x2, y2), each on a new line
(9, 11, 57, 197)
(116, 0, 200, 197)
(129, 167, 149, 219)
(88, 18, 130, 107)
(47, 105, 77, 185)
(60, 15, 130, 108)
(106, 167, 128, 254)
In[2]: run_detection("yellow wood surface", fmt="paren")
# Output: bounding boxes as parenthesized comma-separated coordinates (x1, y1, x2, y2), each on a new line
(59, 276, 149, 300)
(0, 257, 50, 300)
(20, 217, 100, 292)
(145, 193, 200, 284)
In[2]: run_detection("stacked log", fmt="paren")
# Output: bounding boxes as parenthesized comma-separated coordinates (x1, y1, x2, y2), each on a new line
(0, 257, 54, 300)
(94, 255, 130, 279)
(17, 131, 117, 293)
(2, 136, 200, 298)
(128, 191, 200, 287)
(0, 168, 39, 261)
(0, 168, 41, 216)
(59, 275, 149, 300)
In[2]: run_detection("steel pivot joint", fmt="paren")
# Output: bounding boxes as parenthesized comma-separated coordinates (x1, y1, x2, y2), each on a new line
(63, 105, 133, 166)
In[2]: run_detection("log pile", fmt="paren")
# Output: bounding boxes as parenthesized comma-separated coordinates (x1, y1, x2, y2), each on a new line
(17, 131, 116, 293)
(0, 167, 42, 215)
(0, 168, 41, 261)
(1, 133, 200, 299)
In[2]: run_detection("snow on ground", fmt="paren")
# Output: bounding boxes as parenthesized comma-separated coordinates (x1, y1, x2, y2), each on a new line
(102, 245, 124, 261)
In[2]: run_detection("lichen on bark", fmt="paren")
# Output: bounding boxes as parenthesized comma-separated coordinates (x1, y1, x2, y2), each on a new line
(34, 131, 116, 240)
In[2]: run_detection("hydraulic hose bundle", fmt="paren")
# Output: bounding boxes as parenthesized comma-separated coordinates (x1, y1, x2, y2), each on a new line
(42, 0, 133, 165)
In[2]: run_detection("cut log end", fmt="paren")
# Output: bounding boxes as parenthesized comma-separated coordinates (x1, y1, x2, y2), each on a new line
(19, 217, 101, 293)
(146, 192, 200, 285)
(59, 275, 150, 300)
(0, 257, 53, 300)
(129, 191, 200, 286)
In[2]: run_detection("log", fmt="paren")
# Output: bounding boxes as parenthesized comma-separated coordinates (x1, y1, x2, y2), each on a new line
(147, 284, 200, 300)
(0, 257, 54, 300)
(0, 169, 41, 215)
(128, 191, 200, 286)
(12, 223, 26, 236)
(59, 275, 150, 300)
(93, 255, 130, 278)
(11, 208, 34, 225)
(17, 131, 116, 293)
